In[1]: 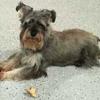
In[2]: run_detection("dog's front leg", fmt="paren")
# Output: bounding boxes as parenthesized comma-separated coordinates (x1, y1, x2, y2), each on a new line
(0, 51, 23, 72)
(0, 65, 34, 80)
(0, 64, 47, 80)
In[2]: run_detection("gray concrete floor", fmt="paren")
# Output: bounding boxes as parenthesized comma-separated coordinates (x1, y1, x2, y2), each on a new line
(0, 0, 100, 100)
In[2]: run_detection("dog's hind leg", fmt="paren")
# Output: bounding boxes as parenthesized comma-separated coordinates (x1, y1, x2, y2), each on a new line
(84, 45, 99, 67)
(74, 48, 88, 67)
(75, 46, 100, 68)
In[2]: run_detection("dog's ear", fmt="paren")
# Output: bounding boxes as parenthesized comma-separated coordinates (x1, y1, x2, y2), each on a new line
(50, 10, 56, 22)
(41, 9, 56, 23)
(19, 1, 25, 6)
(16, 2, 25, 11)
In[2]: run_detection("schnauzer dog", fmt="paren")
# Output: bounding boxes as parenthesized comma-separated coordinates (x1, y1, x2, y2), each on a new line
(0, 2, 100, 80)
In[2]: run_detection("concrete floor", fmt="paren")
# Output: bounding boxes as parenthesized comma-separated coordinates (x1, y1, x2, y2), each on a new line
(0, 0, 100, 100)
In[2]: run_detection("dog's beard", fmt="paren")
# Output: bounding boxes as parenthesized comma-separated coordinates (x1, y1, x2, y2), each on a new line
(20, 29, 44, 51)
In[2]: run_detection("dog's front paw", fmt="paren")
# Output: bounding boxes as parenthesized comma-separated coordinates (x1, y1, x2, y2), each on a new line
(33, 69, 48, 79)
(0, 67, 5, 72)
(0, 71, 5, 80)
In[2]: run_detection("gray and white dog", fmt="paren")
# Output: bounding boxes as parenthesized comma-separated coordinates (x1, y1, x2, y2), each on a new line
(0, 2, 100, 80)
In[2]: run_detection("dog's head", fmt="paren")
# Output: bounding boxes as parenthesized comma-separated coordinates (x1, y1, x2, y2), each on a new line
(17, 3, 56, 51)
(16, 2, 33, 22)
(22, 9, 56, 36)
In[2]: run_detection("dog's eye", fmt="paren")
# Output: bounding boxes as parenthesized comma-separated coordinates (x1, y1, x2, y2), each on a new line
(37, 21, 46, 30)
(29, 19, 35, 24)
(22, 19, 35, 28)
(46, 23, 49, 26)
(22, 22, 28, 28)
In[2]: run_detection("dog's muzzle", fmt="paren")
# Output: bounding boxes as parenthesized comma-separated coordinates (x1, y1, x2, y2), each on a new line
(20, 28, 45, 51)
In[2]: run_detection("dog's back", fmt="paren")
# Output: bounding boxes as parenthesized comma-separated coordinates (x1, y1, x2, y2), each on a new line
(42, 28, 100, 66)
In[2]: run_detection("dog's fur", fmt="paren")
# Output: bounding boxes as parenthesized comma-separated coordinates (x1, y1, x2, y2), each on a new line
(0, 2, 100, 80)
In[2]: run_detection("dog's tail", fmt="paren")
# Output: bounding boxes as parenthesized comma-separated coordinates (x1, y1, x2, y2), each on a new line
(97, 38, 100, 59)
(97, 36, 100, 42)
(95, 36, 100, 59)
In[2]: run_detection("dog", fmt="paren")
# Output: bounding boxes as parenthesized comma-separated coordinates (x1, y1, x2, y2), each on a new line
(0, 2, 100, 80)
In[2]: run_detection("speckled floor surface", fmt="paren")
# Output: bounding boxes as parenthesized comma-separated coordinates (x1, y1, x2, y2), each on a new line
(0, 0, 100, 100)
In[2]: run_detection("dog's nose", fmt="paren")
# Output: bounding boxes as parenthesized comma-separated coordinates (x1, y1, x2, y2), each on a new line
(31, 31, 37, 37)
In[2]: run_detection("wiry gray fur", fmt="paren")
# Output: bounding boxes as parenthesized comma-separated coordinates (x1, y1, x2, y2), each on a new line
(0, 2, 100, 80)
